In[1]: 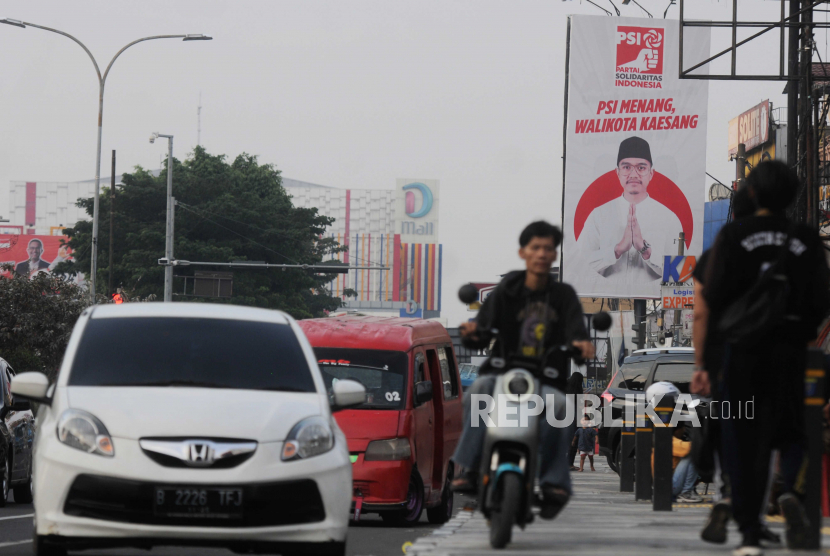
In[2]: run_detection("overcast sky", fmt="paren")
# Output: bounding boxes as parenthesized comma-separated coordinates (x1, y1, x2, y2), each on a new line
(0, 1, 822, 324)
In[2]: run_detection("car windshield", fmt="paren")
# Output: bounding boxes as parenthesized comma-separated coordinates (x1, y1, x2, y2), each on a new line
(314, 348, 407, 410)
(68, 317, 316, 392)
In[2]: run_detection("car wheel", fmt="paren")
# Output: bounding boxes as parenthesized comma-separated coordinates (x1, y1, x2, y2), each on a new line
(34, 535, 67, 556)
(611, 442, 621, 476)
(427, 464, 454, 524)
(13, 472, 33, 504)
(381, 470, 424, 525)
(0, 457, 9, 507)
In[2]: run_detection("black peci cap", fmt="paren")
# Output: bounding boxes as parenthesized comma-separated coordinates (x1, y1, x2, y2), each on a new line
(617, 136, 652, 165)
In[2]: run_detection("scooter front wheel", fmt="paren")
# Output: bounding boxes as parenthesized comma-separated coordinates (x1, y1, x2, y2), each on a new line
(489, 473, 521, 549)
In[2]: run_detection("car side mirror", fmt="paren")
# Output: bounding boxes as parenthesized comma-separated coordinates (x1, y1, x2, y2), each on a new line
(10, 372, 51, 406)
(331, 379, 366, 412)
(414, 381, 433, 405)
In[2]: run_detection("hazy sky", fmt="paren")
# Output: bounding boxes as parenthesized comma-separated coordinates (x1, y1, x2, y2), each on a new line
(0, 1, 820, 325)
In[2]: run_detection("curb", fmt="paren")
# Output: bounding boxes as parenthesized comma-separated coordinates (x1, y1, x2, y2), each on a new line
(404, 510, 475, 555)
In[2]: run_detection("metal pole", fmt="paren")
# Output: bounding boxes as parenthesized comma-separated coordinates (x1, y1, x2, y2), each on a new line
(164, 136, 174, 302)
(735, 143, 747, 190)
(619, 419, 635, 492)
(652, 397, 674, 511)
(634, 406, 653, 501)
(802, 4, 814, 226)
(803, 347, 825, 549)
(90, 85, 104, 302)
(789, 1, 801, 173)
(108, 150, 115, 296)
(673, 232, 685, 346)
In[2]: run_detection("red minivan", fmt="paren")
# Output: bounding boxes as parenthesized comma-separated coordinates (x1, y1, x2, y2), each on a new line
(299, 316, 463, 525)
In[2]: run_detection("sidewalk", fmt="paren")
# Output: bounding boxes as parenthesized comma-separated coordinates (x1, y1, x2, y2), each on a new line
(405, 461, 826, 555)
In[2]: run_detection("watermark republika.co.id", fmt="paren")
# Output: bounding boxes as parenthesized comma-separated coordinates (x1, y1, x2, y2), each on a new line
(469, 393, 756, 428)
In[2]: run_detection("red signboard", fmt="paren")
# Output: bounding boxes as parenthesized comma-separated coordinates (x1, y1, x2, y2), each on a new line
(0, 234, 81, 283)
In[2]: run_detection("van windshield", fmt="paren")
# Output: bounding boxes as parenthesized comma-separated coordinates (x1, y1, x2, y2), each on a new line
(314, 348, 407, 410)
(68, 317, 316, 392)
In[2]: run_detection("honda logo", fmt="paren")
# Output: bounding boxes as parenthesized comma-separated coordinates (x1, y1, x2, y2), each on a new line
(185, 441, 215, 466)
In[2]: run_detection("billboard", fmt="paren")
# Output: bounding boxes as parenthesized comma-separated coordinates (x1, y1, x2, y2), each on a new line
(0, 234, 84, 285)
(728, 100, 770, 158)
(562, 16, 709, 298)
(395, 179, 439, 244)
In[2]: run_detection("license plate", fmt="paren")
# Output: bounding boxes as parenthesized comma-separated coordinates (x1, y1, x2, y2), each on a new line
(154, 487, 243, 519)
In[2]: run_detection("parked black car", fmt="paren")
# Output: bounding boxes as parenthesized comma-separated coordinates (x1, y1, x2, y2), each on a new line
(598, 348, 707, 474)
(0, 358, 35, 505)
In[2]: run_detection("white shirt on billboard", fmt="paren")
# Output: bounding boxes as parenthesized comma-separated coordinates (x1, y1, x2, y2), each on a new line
(580, 195, 681, 285)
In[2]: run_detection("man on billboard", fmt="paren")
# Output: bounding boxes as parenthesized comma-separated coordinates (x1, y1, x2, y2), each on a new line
(578, 136, 682, 284)
(15, 238, 51, 278)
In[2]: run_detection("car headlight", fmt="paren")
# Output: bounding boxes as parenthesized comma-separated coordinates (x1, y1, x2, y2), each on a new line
(364, 438, 411, 461)
(57, 409, 114, 457)
(281, 416, 334, 461)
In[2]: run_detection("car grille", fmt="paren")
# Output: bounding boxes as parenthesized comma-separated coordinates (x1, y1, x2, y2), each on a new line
(64, 474, 325, 527)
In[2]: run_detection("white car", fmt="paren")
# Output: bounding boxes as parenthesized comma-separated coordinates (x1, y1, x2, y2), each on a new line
(11, 303, 365, 556)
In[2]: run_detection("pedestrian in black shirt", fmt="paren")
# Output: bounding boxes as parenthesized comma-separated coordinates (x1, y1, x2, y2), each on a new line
(692, 161, 830, 556)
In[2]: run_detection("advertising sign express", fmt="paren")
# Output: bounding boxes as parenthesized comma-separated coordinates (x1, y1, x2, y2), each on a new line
(561, 16, 709, 298)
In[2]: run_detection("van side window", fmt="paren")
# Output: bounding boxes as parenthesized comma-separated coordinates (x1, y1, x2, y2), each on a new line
(437, 347, 459, 400)
(414, 353, 426, 385)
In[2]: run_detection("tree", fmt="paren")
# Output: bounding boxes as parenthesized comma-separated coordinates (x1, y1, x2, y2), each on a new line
(0, 271, 88, 380)
(59, 147, 346, 319)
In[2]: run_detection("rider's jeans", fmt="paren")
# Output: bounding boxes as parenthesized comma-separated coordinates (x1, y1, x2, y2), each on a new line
(452, 375, 574, 495)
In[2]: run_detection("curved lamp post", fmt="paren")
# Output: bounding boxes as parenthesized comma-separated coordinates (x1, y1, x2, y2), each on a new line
(0, 18, 211, 302)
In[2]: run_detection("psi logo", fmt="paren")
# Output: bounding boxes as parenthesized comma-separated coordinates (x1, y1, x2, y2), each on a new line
(616, 26, 664, 88)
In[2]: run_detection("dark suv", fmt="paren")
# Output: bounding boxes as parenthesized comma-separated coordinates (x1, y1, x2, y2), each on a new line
(598, 348, 705, 474)
(0, 357, 35, 505)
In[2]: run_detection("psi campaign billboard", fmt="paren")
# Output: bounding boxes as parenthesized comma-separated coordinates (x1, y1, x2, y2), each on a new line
(562, 16, 709, 298)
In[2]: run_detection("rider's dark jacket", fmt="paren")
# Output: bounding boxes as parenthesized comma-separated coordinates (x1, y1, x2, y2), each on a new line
(466, 270, 589, 392)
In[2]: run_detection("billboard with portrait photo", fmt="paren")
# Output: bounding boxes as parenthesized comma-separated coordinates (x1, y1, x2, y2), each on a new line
(0, 234, 84, 285)
(562, 16, 710, 298)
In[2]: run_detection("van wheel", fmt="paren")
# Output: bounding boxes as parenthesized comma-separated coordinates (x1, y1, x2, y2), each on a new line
(0, 457, 9, 507)
(381, 470, 424, 525)
(34, 535, 67, 556)
(14, 473, 33, 504)
(427, 465, 454, 524)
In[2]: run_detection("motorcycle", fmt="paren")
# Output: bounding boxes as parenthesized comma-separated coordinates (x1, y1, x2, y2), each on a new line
(457, 284, 611, 548)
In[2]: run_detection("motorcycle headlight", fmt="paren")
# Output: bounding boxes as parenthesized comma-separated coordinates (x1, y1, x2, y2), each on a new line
(57, 409, 114, 457)
(364, 438, 411, 461)
(502, 369, 536, 402)
(281, 416, 334, 461)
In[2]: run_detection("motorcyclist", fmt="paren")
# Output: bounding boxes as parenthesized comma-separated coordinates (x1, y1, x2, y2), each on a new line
(450, 220, 594, 519)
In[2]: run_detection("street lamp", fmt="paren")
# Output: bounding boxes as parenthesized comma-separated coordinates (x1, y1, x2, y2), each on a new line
(0, 18, 212, 302)
(150, 133, 175, 302)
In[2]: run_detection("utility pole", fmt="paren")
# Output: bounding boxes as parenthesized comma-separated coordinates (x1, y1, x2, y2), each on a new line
(197, 92, 202, 147)
(150, 132, 175, 302)
(800, 3, 814, 226)
(108, 150, 115, 295)
(788, 0, 800, 176)
(673, 231, 685, 347)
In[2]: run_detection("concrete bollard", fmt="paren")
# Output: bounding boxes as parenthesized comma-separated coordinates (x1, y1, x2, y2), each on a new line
(803, 347, 825, 550)
(635, 413, 653, 501)
(652, 397, 674, 511)
(619, 420, 635, 492)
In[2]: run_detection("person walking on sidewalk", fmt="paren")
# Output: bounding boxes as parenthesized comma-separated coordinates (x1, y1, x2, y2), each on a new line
(575, 415, 597, 472)
(691, 161, 830, 556)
